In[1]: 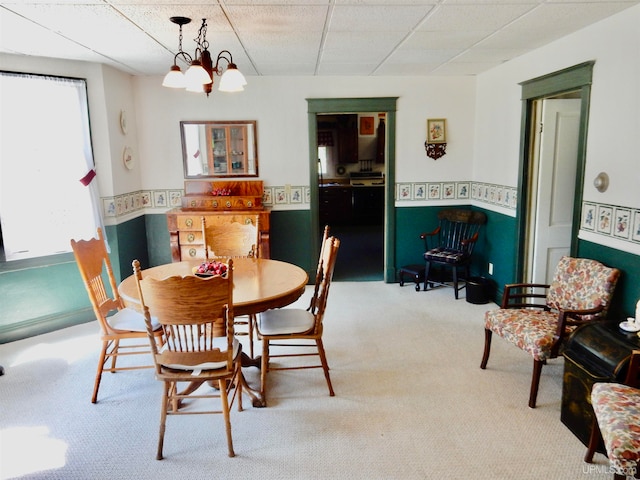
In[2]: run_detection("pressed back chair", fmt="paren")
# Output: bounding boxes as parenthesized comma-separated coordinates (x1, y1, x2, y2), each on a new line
(70, 228, 163, 403)
(481, 256, 620, 408)
(255, 235, 340, 405)
(202, 214, 261, 357)
(133, 258, 243, 459)
(201, 215, 260, 260)
(307, 225, 330, 313)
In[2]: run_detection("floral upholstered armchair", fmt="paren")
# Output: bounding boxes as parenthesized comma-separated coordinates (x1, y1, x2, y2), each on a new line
(585, 350, 640, 480)
(480, 256, 620, 408)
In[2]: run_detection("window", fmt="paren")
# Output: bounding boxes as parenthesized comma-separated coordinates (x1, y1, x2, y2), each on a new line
(318, 146, 328, 176)
(0, 72, 101, 261)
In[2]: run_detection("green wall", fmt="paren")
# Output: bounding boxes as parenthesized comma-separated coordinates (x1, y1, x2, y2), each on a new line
(2, 206, 637, 343)
(577, 240, 640, 319)
(395, 206, 517, 303)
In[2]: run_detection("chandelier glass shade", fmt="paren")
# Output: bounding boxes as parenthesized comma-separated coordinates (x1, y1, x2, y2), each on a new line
(163, 17, 246, 96)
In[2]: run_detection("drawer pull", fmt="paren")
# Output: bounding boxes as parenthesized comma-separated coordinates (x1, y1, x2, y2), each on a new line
(185, 218, 193, 227)
(187, 233, 195, 242)
(188, 248, 197, 257)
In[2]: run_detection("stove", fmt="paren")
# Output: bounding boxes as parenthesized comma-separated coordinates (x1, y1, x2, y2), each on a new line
(349, 171, 385, 187)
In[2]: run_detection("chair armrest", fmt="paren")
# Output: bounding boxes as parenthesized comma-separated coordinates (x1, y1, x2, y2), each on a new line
(500, 283, 550, 309)
(419, 226, 440, 240)
(420, 226, 441, 250)
(460, 232, 479, 247)
(551, 305, 606, 356)
(624, 350, 640, 387)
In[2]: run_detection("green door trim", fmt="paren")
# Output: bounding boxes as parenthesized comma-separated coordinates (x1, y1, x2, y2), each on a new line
(515, 61, 594, 281)
(307, 97, 398, 282)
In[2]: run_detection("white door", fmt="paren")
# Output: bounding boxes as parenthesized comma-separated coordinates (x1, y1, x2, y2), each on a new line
(528, 98, 581, 284)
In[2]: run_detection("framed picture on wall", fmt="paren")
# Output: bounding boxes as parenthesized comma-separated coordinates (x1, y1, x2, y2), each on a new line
(427, 118, 446, 143)
(359, 116, 375, 135)
(581, 203, 596, 230)
(596, 205, 613, 234)
(614, 208, 631, 239)
(632, 210, 640, 242)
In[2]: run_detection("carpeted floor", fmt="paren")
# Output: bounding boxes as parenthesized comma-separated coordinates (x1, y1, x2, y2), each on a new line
(0, 282, 615, 479)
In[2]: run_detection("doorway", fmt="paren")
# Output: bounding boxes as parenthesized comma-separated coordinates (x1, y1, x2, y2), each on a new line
(515, 62, 594, 282)
(307, 98, 398, 283)
(317, 113, 385, 281)
(525, 94, 581, 284)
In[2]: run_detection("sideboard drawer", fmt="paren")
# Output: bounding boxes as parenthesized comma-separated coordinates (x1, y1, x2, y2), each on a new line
(180, 245, 206, 260)
(178, 231, 203, 245)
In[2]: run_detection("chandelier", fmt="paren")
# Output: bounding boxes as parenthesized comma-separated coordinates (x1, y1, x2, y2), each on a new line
(162, 17, 247, 96)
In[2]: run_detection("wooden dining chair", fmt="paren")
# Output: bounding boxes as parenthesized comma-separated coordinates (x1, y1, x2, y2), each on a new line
(255, 235, 340, 405)
(70, 228, 163, 404)
(201, 215, 260, 260)
(133, 258, 243, 459)
(307, 225, 330, 312)
(202, 215, 261, 358)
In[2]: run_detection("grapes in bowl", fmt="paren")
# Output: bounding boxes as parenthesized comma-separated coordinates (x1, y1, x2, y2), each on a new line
(192, 261, 228, 278)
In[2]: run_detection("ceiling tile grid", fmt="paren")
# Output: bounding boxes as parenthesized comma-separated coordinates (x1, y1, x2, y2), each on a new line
(0, 0, 638, 77)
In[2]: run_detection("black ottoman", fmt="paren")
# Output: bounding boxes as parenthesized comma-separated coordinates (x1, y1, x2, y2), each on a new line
(398, 264, 425, 291)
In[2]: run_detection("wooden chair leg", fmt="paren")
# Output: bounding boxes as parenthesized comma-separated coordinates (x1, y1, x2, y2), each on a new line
(110, 339, 119, 370)
(452, 267, 459, 299)
(248, 314, 255, 359)
(584, 417, 601, 463)
(529, 359, 544, 408)
(260, 338, 270, 404)
(423, 261, 431, 291)
(91, 341, 109, 403)
(316, 339, 335, 396)
(157, 382, 169, 460)
(219, 378, 235, 458)
(480, 329, 492, 369)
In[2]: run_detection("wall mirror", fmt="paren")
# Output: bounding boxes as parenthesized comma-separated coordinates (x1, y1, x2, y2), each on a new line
(181, 120, 258, 178)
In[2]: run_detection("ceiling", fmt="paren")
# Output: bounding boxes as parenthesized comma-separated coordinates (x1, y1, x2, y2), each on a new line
(1, 0, 639, 78)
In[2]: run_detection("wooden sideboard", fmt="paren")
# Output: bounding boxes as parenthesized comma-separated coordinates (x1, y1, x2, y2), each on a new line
(167, 180, 270, 262)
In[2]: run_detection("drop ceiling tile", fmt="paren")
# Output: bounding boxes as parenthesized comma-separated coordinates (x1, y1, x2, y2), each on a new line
(225, 5, 328, 34)
(329, 5, 436, 31)
(417, 3, 537, 32)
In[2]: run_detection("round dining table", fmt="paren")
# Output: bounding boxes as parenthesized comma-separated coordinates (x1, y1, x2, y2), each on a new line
(118, 257, 309, 317)
(118, 257, 309, 408)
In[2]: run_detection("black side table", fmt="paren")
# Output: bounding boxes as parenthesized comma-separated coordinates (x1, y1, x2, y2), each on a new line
(561, 320, 639, 451)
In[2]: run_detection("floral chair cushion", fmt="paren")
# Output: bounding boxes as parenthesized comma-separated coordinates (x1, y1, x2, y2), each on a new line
(484, 308, 574, 362)
(592, 382, 640, 475)
(485, 256, 620, 362)
(546, 256, 620, 321)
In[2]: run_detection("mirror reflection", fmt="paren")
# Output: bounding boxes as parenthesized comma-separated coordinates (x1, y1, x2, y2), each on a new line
(181, 120, 258, 178)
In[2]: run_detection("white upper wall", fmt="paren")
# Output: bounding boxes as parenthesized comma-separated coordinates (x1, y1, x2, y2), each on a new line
(132, 75, 476, 192)
(474, 3, 640, 211)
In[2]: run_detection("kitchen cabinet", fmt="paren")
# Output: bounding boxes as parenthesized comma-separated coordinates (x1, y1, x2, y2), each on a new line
(352, 186, 384, 225)
(319, 186, 352, 225)
(205, 124, 249, 176)
(336, 114, 358, 164)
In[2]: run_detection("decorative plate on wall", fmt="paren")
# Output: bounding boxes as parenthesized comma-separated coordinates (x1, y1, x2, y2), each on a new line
(120, 110, 128, 135)
(123, 146, 134, 170)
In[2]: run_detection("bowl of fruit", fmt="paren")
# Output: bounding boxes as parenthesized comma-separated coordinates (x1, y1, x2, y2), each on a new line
(192, 260, 229, 278)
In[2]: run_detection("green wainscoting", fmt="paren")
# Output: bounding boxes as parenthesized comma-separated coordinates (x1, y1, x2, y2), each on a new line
(2, 207, 637, 343)
(578, 240, 640, 319)
(394, 206, 517, 303)
(0, 219, 149, 343)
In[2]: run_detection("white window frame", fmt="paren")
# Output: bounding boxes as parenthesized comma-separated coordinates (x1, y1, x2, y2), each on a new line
(0, 71, 102, 262)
